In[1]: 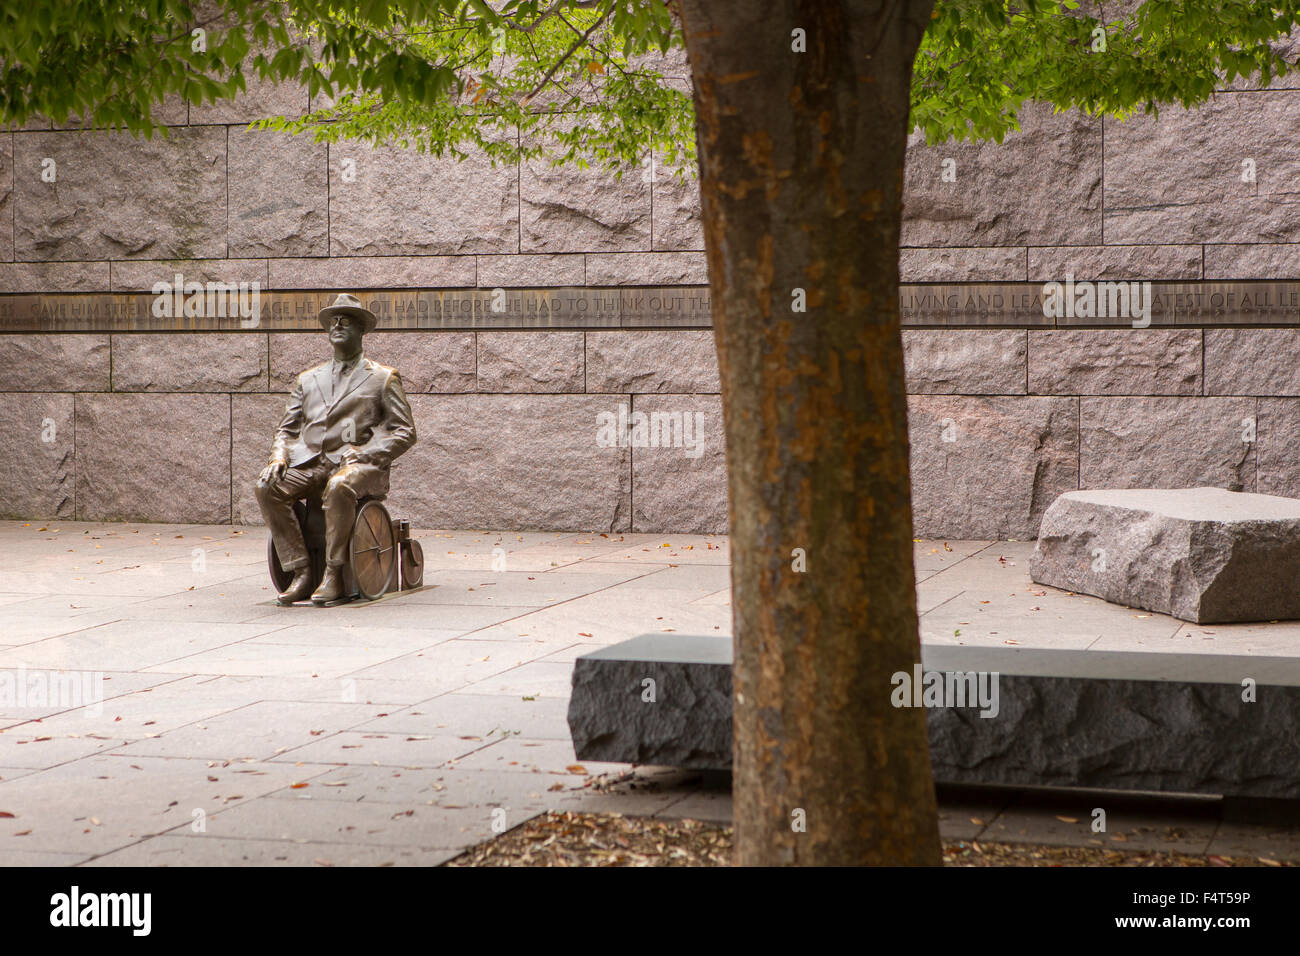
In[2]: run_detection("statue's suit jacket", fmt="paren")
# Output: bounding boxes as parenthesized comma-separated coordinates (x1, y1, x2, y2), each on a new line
(270, 357, 417, 492)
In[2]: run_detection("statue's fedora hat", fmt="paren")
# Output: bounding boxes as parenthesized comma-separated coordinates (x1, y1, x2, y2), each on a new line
(318, 292, 378, 334)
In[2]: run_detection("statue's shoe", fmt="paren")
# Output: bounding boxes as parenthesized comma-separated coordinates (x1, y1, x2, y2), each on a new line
(311, 566, 349, 606)
(276, 567, 314, 606)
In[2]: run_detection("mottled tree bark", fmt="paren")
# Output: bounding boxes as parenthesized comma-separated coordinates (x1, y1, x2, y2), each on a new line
(677, 0, 941, 865)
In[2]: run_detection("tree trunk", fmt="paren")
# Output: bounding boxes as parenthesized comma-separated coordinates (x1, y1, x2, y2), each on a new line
(677, 0, 941, 865)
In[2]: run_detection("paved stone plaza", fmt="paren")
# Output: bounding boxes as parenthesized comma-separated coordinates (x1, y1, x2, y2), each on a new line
(0, 522, 1297, 865)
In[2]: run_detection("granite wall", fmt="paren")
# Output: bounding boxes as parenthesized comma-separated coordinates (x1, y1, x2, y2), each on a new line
(0, 330, 724, 533)
(5, 48, 1300, 536)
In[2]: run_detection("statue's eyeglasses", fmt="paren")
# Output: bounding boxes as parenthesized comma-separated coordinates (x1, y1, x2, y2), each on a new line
(328, 315, 356, 329)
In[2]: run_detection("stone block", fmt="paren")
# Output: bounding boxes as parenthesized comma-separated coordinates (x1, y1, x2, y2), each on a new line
(908, 396, 1078, 538)
(476, 331, 584, 393)
(0, 261, 110, 293)
(476, 254, 585, 288)
(903, 330, 1026, 394)
(228, 129, 327, 257)
(232, 393, 291, 526)
(630, 395, 727, 533)
(269, 331, 476, 393)
(568, 634, 732, 770)
(586, 252, 707, 286)
(925, 644, 1300, 798)
(0, 132, 11, 261)
(1105, 92, 1300, 243)
(627, 47, 692, 78)
(569, 635, 1300, 798)
(267, 256, 476, 290)
(1257, 398, 1300, 498)
(1028, 245, 1202, 280)
(110, 259, 269, 292)
(903, 103, 1102, 246)
(2, 117, 50, 132)
(1030, 487, 1300, 623)
(586, 330, 720, 393)
(13, 129, 227, 261)
(1080, 397, 1256, 492)
(0, 334, 109, 390)
(1029, 329, 1202, 395)
(651, 156, 703, 251)
(389, 395, 631, 531)
(900, 247, 1026, 282)
(330, 143, 518, 256)
(112, 333, 268, 392)
(1205, 244, 1300, 280)
(187, 36, 309, 124)
(75, 393, 231, 522)
(0, 393, 74, 519)
(1219, 24, 1300, 91)
(1205, 329, 1300, 395)
(53, 95, 186, 129)
(521, 131, 650, 252)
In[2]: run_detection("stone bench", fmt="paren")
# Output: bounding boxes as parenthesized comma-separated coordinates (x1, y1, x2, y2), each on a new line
(1030, 487, 1300, 624)
(568, 634, 1300, 800)
(567, 634, 732, 770)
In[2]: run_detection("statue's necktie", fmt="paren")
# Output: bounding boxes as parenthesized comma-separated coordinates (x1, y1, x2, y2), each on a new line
(331, 360, 353, 402)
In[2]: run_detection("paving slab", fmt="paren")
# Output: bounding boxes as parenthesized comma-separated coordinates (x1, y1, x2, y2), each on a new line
(0, 754, 325, 856)
(656, 788, 734, 824)
(261, 764, 451, 804)
(270, 731, 491, 769)
(448, 736, 626, 777)
(80, 835, 457, 867)
(6, 519, 1300, 864)
(345, 639, 555, 687)
(200, 795, 498, 849)
(466, 660, 579, 698)
(1205, 822, 1300, 862)
(461, 589, 730, 645)
(982, 798, 1219, 855)
(914, 540, 994, 580)
(0, 620, 290, 672)
(352, 692, 573, 740)
(244, 601, 546, 632)
(407, 567, 662, 606)
(0, 612, 134, 645)
(178, 674, 449, 707)
(244, 623, 462, 651)
(146, 640, 415, 679)
(110, 700, 389, 762)
(7, 675, 247, 742)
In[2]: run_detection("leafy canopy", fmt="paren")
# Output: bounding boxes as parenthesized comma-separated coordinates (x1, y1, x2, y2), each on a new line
(916, 0, 1300, 142)
(2, 0, 1300, 169)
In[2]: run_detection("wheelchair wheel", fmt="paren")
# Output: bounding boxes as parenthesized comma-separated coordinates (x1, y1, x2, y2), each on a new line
(401, 538, 424, 589)
(351, 499, 397, 600)
(268, 535, 293, 593)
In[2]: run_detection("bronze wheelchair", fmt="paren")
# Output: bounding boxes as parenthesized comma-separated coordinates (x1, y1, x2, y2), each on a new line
(267, 494, 424, 602)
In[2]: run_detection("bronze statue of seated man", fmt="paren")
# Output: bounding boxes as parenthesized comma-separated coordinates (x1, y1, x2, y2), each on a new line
(256, 293, 417, 606)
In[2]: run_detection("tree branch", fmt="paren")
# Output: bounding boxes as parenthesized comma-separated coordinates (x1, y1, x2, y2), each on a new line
(520, 7, 610, 104)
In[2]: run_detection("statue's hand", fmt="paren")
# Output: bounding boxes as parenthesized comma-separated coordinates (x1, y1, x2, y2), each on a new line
(259, 459, 287, 486)
(340, 446, 366, 466)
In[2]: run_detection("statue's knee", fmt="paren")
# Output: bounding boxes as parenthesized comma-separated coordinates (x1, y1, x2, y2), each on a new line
(323, 474, 356, 503)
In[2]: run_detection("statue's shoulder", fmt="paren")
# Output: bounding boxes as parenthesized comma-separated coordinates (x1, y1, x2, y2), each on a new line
(296, 361, 330, 382)
(363, 357, 400, 379)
